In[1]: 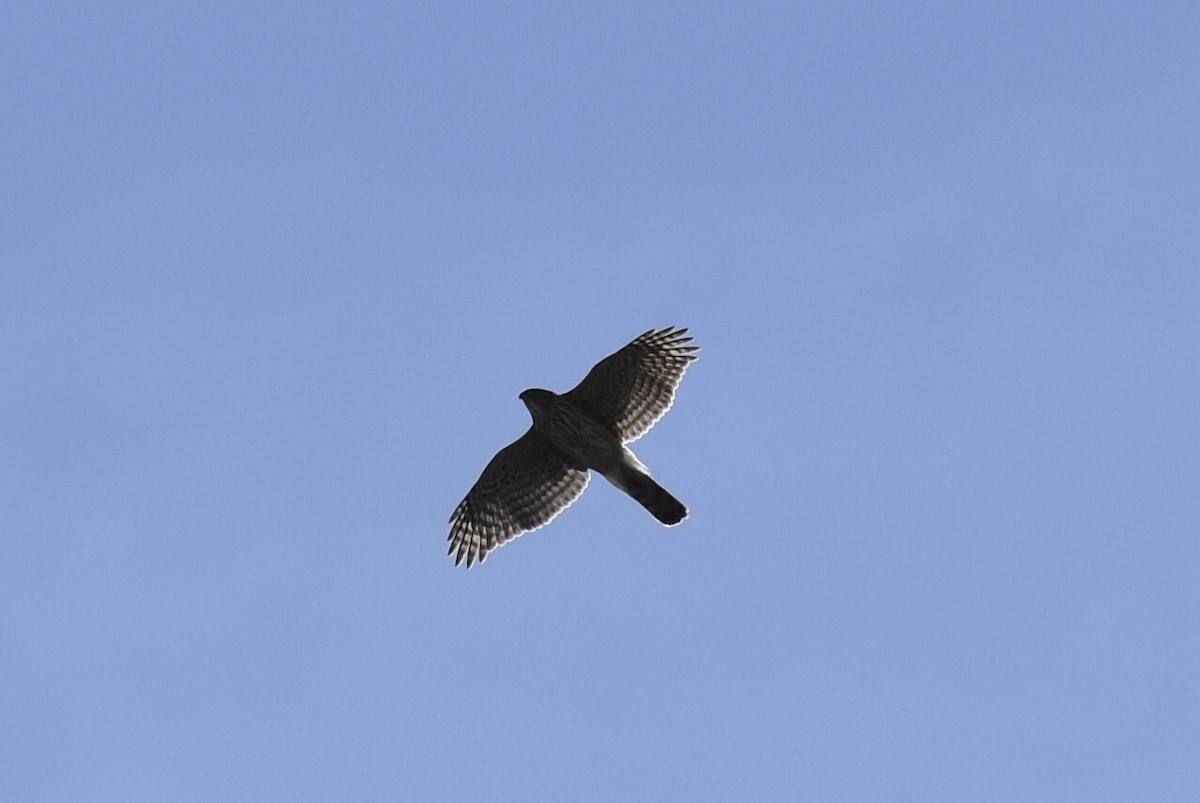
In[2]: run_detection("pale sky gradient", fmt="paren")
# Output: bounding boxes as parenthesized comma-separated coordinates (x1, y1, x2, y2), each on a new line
(3, 3, 1198, 801)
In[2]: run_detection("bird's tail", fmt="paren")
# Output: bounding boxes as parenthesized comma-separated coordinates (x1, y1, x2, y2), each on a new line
(618, 465, 688, 526)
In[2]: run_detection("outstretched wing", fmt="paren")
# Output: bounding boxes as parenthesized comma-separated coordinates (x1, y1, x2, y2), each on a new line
(448, 428, 590, 567)
(564, 326, 699, 443)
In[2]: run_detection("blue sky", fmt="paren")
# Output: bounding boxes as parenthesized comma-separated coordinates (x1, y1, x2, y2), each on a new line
(3, 3, 1198, 800)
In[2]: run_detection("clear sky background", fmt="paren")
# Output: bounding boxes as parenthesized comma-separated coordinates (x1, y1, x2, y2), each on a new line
(3, 3, 1197, 801)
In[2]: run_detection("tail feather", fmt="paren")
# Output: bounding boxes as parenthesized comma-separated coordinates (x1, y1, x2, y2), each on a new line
(621, 467, 688, 526)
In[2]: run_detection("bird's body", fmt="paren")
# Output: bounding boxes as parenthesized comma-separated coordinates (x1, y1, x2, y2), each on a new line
(520, 388, 688, 526)
(448, 327, 698, 567)
(519, 388, 626, 474)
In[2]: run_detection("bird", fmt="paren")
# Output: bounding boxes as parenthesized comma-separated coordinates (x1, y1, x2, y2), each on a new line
(448, 326, 698, 567)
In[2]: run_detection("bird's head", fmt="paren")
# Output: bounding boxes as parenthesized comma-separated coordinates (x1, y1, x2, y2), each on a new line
(519, 388, 554, 415)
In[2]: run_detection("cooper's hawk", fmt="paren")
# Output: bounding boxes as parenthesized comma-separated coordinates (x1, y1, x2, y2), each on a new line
(448, 326, 698, 567)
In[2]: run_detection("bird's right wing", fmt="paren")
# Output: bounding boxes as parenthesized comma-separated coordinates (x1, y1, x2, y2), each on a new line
(448, 428, 590, 568)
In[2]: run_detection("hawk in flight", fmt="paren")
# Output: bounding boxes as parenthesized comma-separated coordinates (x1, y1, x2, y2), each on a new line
(448, 326, 699, 567)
